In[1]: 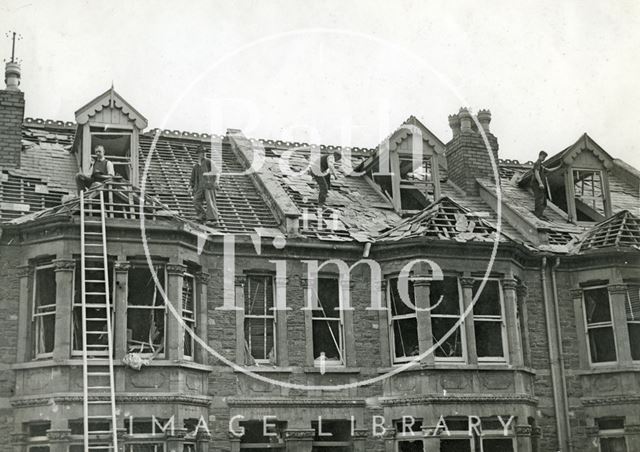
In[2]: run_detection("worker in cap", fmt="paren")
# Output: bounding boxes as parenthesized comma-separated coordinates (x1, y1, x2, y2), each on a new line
(189, 145, 220, 224)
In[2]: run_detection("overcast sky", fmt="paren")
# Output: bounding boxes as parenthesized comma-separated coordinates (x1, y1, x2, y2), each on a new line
(2, 0, 639, 168)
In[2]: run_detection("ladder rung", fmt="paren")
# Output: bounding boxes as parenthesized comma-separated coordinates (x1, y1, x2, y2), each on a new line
(84, 255, 105, 259)
(85, 344, 109, 348)
(85, 280, 106, 283)
(88, 400, 111, 404)
(85, 232, 103, 235)
(85, 243, 104, 247)
(83, 303, 109, 308)
(86, 331, 108, 335)
(87, 414, 112, 419)
(86, 291, 107, 295)
(88, 386, 111, 390)
(85, 267, 105, 271)
(86, 317, 108, 321)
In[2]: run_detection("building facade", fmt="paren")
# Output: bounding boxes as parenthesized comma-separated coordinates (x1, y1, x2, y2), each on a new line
(1, 60, 639, 452)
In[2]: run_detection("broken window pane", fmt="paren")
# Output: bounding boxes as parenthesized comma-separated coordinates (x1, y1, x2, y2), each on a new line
(182, 272, 196, 359)
(388, 277, 419, 362)
(472, 280, 505, 360)
(244, 275, 275, 363)
(312, 278, 344, 365)
(573, 169, 606, 220)
(431, 277, 464, 359)
(33, 265, 56, 357)
(626, 286, 640, 361)
(584, 287, 617, 363)
(127, 266, 166, 356)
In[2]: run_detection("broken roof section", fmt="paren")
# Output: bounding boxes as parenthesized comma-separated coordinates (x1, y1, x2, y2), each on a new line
(377, 196, 504, 243)
(577, 210, 640, 252)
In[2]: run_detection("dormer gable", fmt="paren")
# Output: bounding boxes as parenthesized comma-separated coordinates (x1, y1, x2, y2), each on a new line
(358, 116, 445, 214)
(73, 87, 148, 186)
(544, 134, 614, 223)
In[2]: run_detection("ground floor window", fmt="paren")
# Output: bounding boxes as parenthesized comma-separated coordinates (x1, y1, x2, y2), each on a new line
(598, 418, 627, 452)
(395, 418, 424, 451)
(127, 265, 166, 357)
(25, 421, 50, 451)
(439, 417, 514, 452)
(311, 419, 352, 451)
(239, 419, 286, 451)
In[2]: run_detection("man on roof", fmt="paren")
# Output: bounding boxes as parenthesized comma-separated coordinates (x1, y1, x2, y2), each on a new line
(190, 145, 220, 224)
(310, 150, 341, 209)
(74, 145, 115, 194)
(531, 150, 563, 221)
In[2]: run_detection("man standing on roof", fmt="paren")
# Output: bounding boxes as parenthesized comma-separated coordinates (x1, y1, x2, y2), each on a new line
(311, 151, 341, 208)
(74, 145, 115, 194)
(531, 150, 562, 221)
(190, 145, 220, 224)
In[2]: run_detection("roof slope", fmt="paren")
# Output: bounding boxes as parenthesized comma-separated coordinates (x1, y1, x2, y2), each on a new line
(377, 197, 503, 242)
(138, 133, 279, 233)
(261, 146, 401, 241)
(577, 210, 640, 252)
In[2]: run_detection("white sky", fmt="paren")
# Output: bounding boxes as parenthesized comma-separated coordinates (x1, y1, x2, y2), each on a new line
(2, 0, 640, 168)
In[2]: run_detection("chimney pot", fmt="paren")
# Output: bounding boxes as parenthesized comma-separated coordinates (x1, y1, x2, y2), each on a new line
(4, 61, 21, 91)
(477, 109, 491, 133)
(448, 114, 460, 138)
(458, 107, 473, 133)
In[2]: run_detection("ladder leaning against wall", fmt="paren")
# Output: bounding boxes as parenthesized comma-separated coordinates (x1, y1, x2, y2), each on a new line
(79, 189, 119, 451)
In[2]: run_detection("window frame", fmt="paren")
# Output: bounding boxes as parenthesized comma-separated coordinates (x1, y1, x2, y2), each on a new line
(90, 130, 133, 181)
(572, 167, 607, 221)
(582, 285, 618, 366)
(431, 277, 467, 363)
(182, 271, 197, 360)
(311, 276, 345, 367)
(243, 273, 277, 365)
(125, 264, 167, 358)
(472, 278, 508, 363)
(387, 276, 419, 364)
(32, 263, 56, 359)
(625, 284, 640, 362)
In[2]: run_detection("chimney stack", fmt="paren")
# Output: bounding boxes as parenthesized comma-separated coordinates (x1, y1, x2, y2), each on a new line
(445, 108, 499, 195)
(0, 54, 25, 168)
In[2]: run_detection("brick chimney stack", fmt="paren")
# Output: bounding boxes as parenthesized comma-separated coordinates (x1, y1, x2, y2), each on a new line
(445, 107, 499, 195)
(0, 58, 25, 168)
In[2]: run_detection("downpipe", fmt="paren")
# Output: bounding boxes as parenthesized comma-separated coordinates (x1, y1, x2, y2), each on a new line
(550, 257, 572, 452)
(541, 256, 571, 452)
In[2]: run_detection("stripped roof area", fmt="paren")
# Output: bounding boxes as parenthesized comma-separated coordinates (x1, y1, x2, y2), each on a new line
(262, 146, 400, 241)
(578, 210, 640, 252)
(2, 117, 639, 254)
(138, 134, 279, 233)
(377, 197, 502, 242)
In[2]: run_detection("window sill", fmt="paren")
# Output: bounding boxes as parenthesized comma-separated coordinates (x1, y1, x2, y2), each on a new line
(378, 363, 536, 374)
(234, 366, 296, 373)
(304, 366, 361, 374)
(13, 359, 214, 372)
(577, 365, 640, 376)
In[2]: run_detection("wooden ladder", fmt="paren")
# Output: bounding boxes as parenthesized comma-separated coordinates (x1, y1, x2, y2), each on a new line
(80, 189, 118, 451)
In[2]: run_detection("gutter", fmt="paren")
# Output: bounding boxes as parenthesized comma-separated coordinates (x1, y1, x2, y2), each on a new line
(541, 256, 571, 451)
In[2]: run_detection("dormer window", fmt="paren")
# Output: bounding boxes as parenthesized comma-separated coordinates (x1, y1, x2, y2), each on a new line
(537, 134, 613, 223)
(74, 87, 148, 186)
(361, 119, 444, 214)
(573, 169, 606, 221)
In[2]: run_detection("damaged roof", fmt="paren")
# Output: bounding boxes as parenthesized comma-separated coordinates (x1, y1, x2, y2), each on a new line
(3, 116, 639, 255)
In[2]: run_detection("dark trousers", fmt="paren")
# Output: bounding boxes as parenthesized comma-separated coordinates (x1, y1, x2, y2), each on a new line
(533, 184, 547, 217)
(75, 173, 110, 194)
(313, 175, 330, 206)
(193, 188, 219, 221)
